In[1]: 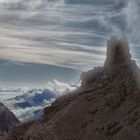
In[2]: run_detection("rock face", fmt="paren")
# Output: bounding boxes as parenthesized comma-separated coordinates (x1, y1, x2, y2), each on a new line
(6, 37, 140, 140)
(0, 102, 20, 135)
(105, 36, 131, 67)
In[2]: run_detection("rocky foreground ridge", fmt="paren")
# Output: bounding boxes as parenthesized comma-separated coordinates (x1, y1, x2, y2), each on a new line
(5, 36, 140, 140)
(0, 102, 19, 136)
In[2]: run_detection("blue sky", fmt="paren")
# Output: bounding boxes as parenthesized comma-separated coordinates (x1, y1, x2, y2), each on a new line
(0, 0, 139, 87)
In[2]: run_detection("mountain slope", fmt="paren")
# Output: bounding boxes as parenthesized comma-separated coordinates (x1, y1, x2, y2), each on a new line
(0, 102, 20, 135)
(6, 36, 140, 140)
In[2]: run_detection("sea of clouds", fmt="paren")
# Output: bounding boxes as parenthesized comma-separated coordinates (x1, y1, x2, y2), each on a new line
(0, 79, 80, 122)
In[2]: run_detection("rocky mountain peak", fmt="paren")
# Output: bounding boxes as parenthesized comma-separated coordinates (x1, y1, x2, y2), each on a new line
(81, 36, 138, 88)
(105, 36, 131, 66)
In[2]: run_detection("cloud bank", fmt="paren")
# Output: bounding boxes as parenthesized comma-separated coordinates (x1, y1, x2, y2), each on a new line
(1, 79, 79, 122)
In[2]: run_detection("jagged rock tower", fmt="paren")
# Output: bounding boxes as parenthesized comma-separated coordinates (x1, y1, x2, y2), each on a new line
(105, 36, 131, 66)
(6, 37, 140, 140)
(81, 36, 138, 88)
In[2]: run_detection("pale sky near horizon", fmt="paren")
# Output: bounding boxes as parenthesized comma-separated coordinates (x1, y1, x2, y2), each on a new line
(0, 0, 139, 87)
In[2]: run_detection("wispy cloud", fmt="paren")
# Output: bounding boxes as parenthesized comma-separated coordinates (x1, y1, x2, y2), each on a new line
(0, 0, 139, 70)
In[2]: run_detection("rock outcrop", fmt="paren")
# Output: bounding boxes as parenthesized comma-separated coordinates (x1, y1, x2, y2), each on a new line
(0, 102, 20, 135)
(5, 36, 140, 140)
